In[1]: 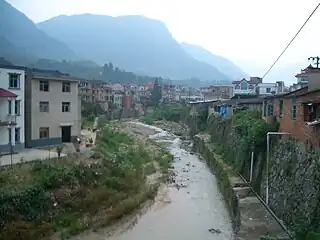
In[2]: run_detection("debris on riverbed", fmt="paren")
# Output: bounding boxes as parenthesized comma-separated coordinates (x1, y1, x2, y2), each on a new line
(208, 228, 222, 234)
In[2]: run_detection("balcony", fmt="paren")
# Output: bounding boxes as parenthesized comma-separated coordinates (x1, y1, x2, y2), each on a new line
(0, 115, 17, 126)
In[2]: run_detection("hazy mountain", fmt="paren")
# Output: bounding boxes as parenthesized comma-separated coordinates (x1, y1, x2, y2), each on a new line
(37, 14, 230, 82)
(181, 42, 248, 81)
(0, 1, 77, 63)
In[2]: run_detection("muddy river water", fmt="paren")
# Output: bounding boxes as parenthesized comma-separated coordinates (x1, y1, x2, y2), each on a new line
(76, 123, 234, 240)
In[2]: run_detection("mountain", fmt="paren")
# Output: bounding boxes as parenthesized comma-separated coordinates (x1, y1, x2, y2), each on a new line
(37, 14, 230, 82)
(181, 42, 248, 81)
(0, 0, 76, 63)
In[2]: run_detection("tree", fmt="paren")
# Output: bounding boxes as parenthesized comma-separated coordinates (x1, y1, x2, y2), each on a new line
(150, 78, 162, 106)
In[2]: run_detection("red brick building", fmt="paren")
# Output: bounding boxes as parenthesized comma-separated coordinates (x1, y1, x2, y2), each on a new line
(122, 95, 133, 110)
(268, 87, 320, 147)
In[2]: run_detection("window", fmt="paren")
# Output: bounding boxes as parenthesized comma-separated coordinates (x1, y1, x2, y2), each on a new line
(279, 100, 283, 118)
(62, 102, 71, 112)
(39, 80, 49, 92)
(39, 127, 49, 139)
(304, 103, 320, 122)
(9, 73, 20, 88)
(240, 81, 247, 90)
(267, 103, 274, 116)
(248, 85, 254, 90)
(8, 129, 12, 143)
(291, 98, 297, 120)
(62, 82, 71, 93)
(15, 100, 21, 115)
(39, 101, 49, 112)
(235, 84, 240, 89)
(266, 88, 271, 93)
(15, 128, 20, 143)
(8, 100, 12, 115)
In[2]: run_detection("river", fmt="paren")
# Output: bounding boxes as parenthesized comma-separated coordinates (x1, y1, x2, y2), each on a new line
(76, 123, 234, 240)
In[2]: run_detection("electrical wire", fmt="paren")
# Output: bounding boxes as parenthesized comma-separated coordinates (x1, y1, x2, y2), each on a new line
(262, 1, 320, 79)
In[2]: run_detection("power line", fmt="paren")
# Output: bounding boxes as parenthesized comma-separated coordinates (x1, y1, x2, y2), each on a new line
(262, 2, 320, 79)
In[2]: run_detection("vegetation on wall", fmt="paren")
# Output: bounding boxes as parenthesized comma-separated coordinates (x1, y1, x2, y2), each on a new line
(208, 110, 278, 191)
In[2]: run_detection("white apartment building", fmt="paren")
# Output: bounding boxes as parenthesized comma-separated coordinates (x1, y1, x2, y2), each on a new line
(232, 77, 285, 96)
(0, 65, 25, 153)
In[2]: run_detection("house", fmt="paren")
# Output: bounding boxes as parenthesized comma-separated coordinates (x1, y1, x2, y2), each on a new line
(0, 64, 26, 153)
(232, 77, 262, 95)
(213, 95, 265, 118)
(25, 69, 81, 148)
(288, 64, 315, 92)
(201, 85, 233, 101)
(232, 77, 285, 96)
(268, 87, 320, 147)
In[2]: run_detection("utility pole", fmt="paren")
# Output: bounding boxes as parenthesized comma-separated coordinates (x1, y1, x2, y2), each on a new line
(308, 56, 320, 68)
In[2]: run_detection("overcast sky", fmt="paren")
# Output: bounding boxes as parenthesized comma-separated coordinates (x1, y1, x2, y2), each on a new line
(7, 0, 320, 82)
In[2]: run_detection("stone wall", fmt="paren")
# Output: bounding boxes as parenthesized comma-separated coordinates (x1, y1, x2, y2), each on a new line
(207, 115, 267, 193)
(207, 114, 320, 234)
(266, 138, 320, 231)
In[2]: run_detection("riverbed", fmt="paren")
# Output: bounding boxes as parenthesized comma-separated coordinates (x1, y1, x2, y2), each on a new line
(75, 122, 234, 240)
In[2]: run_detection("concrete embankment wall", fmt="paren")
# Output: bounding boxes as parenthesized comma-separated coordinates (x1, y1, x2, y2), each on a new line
(193, 134, 290, 239)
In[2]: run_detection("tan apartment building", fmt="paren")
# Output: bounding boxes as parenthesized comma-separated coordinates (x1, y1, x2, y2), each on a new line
(25, 69, 81, 148)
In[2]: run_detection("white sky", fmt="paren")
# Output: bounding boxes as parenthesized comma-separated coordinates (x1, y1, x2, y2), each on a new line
(7, 0, 320, 82)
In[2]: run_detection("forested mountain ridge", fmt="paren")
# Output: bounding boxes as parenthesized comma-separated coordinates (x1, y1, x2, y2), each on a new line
(0, 1, 77, 63)
(37, 14, 230, 82)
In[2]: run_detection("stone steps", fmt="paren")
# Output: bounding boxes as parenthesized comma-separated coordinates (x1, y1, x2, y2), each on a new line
(233, 186, 251, 199)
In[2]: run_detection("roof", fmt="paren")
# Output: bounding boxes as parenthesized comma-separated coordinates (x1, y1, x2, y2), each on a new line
(237, 98, 264, 105)
(0, 64, 26, 71)
(295, 64, 320, 77)
(289, 88, 320, 99)
(231, 94, 260, 99)
(232, 77, 262, 85)
(273, 87, 308, 99)
(188, 99, 218, 104)
(0, 88, 17, 98)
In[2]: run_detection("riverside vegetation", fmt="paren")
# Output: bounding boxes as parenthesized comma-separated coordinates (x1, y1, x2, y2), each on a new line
(0, 125, 172, 240)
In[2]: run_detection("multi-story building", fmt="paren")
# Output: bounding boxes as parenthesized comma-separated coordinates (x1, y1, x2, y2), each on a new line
(79, 80, 113, 104)
(232, 77, 285, 96)
(0, 64, 25, 153)
(289, 64, 318, 92)
(200, 85, 233, 101)
(232, 77, 262, 95)
(25, 69, 81, 147)
(113, 90, 123, 108)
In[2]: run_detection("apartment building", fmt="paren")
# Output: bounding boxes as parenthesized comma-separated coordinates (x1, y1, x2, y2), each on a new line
(79, 80, 112, 103)
(0, 64, 25, 153)
(25, 69, 81, 148)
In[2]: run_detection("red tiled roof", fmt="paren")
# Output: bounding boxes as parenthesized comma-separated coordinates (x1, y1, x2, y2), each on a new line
(0, 88, 17, 98)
